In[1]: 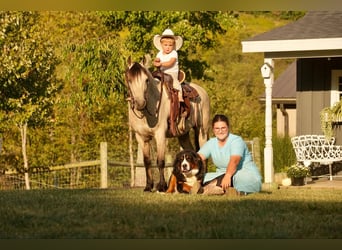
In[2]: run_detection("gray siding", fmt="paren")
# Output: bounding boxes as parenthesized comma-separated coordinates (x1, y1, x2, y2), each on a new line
(296, 58, 342, 143)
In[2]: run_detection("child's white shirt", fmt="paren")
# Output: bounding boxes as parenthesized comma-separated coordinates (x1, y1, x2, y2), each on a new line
(157, 50, 179, 74)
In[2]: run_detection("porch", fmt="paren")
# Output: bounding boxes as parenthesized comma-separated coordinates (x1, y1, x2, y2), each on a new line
(280, 177, 342, 189)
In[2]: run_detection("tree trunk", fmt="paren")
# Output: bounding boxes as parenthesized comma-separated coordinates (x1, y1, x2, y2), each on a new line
(20, 123, 30, 190)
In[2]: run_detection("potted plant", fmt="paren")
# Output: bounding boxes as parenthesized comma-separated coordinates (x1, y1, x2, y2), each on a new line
(320, 100, 342, 139)
(286, 163, 311, 186)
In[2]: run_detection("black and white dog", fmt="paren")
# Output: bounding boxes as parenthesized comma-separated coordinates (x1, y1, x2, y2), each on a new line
(166, 149, 205, 194)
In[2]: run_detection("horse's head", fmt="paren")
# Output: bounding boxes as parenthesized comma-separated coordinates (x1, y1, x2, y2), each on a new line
(125, 59, 152, 111)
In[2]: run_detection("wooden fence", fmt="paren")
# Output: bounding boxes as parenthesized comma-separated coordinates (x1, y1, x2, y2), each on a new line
(0, 139, 261, 190)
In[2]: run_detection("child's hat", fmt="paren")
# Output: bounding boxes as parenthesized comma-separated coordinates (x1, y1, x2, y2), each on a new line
(153, 29, 183, 51)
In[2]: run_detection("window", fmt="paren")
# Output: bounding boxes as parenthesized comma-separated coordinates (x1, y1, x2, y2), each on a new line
(330, 70, 342, 106)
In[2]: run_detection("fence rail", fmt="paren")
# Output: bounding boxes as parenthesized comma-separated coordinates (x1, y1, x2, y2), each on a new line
(1, 139, 260, 190)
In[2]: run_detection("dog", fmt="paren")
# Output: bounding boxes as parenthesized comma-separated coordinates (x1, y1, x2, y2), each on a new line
(166, 149, 205, 194)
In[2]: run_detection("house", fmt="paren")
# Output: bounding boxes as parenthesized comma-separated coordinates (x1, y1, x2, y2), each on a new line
(242, 11, 342, 183)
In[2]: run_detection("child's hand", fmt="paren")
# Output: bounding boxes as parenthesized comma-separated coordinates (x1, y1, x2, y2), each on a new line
(154, 58, 161, 67)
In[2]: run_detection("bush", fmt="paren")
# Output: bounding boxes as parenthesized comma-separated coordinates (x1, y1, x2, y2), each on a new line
(272, 135, 297, 173)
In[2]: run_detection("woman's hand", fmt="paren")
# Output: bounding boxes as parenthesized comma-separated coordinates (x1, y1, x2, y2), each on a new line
(221, 155, 240, 190)
(220, 174, 232, 191)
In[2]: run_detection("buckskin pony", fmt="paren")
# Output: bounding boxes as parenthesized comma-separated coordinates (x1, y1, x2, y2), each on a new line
(125, 56, 210, 192)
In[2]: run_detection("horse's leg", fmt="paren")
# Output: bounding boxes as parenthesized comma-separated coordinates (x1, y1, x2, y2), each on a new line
(136, 135, 154, 192)
(196, 120, 209, 174)
(193, 127, 201, 152)
(155, 132, 167, 192)
(142, 141, 154, 192)
(177, 132, 194, 150)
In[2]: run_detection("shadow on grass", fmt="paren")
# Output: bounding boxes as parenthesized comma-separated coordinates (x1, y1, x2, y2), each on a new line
(0, 188, 341, 239)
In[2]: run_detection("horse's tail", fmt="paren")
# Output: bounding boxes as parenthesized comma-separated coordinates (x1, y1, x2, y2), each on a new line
(198, 102, 205, 136)
(192, 99, 204, 134)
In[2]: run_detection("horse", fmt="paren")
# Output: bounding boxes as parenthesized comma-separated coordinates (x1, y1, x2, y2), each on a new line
(125, 57, 210, 192)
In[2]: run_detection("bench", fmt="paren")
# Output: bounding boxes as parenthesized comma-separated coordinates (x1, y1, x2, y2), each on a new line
(291, 135, 342, 181)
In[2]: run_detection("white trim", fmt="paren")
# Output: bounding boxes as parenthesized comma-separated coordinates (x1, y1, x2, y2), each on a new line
(242, 38, 342, 53)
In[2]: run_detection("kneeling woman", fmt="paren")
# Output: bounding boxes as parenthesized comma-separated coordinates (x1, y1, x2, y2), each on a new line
(197, 114, 262, 195)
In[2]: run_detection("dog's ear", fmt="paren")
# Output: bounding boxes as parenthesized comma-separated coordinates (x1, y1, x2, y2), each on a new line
(172, 152, 184, 179)
(193, 151, 203, 165)
(172, 152, 182, 169)
(194, 152, 206, 179)
(189, 150, 204, 169)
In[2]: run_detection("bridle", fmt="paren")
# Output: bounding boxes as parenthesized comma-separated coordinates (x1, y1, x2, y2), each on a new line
(126, 66, 164, 120)
(126, 77, 145, 119)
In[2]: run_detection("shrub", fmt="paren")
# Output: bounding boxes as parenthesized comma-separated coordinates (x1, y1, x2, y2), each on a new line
(272, 135, 297, 173)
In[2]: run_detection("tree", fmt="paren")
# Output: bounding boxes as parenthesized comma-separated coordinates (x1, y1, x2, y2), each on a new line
(0, 11, 302, 182)
(0, 11, 59, 189)
(199, 12, 298, 140)
(99, 11, 226, 80)
(56, 35, 126, 162)
(40, 11, 128, 164)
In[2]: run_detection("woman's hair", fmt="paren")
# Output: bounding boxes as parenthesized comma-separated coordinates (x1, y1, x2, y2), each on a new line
(212, 114, 230, 127)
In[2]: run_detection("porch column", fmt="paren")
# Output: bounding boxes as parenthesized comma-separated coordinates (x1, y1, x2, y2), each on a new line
(261, 58, 274, 183)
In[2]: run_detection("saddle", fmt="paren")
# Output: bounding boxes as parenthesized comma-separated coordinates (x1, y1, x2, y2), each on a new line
(152, 69, 199, 136)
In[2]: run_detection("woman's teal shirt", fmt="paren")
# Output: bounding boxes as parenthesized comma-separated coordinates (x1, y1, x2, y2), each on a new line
(198, 133, 262, 193)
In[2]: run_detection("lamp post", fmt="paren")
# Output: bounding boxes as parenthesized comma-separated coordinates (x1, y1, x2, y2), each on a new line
(261, 59, 274, 183)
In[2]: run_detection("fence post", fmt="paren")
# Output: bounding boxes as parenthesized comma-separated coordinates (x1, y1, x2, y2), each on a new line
(100, 142, 108, 189)
(129, 120, 135, 188)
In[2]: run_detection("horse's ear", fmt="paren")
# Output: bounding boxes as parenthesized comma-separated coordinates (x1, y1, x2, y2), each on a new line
(127, 56, 132, 67)
(141, 54, 151, 68)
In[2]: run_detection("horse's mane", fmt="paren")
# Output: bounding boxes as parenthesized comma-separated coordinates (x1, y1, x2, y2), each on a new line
(127, 62, 153, 81)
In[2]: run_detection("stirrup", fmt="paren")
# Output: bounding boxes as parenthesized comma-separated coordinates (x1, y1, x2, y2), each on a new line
(178, 70, 185, 83)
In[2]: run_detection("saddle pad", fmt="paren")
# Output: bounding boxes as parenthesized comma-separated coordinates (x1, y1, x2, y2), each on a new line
(182, 83, 199, 99)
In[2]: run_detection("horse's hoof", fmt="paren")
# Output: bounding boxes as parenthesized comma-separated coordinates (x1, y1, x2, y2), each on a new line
(143, 187, 153, 192)
(156, 184, 167, 192)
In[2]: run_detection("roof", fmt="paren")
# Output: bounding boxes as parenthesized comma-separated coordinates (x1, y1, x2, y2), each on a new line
(272, 62, 296, 101)
(248, 11, 342, 41)
(260, 61, 296, 104)
(242, 11, 342, 57)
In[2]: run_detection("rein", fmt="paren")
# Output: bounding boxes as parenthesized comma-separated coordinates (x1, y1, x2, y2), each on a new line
(154, 71, 164, 118)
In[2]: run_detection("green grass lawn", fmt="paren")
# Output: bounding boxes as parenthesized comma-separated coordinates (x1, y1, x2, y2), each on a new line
(0, 187, 341, 239)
